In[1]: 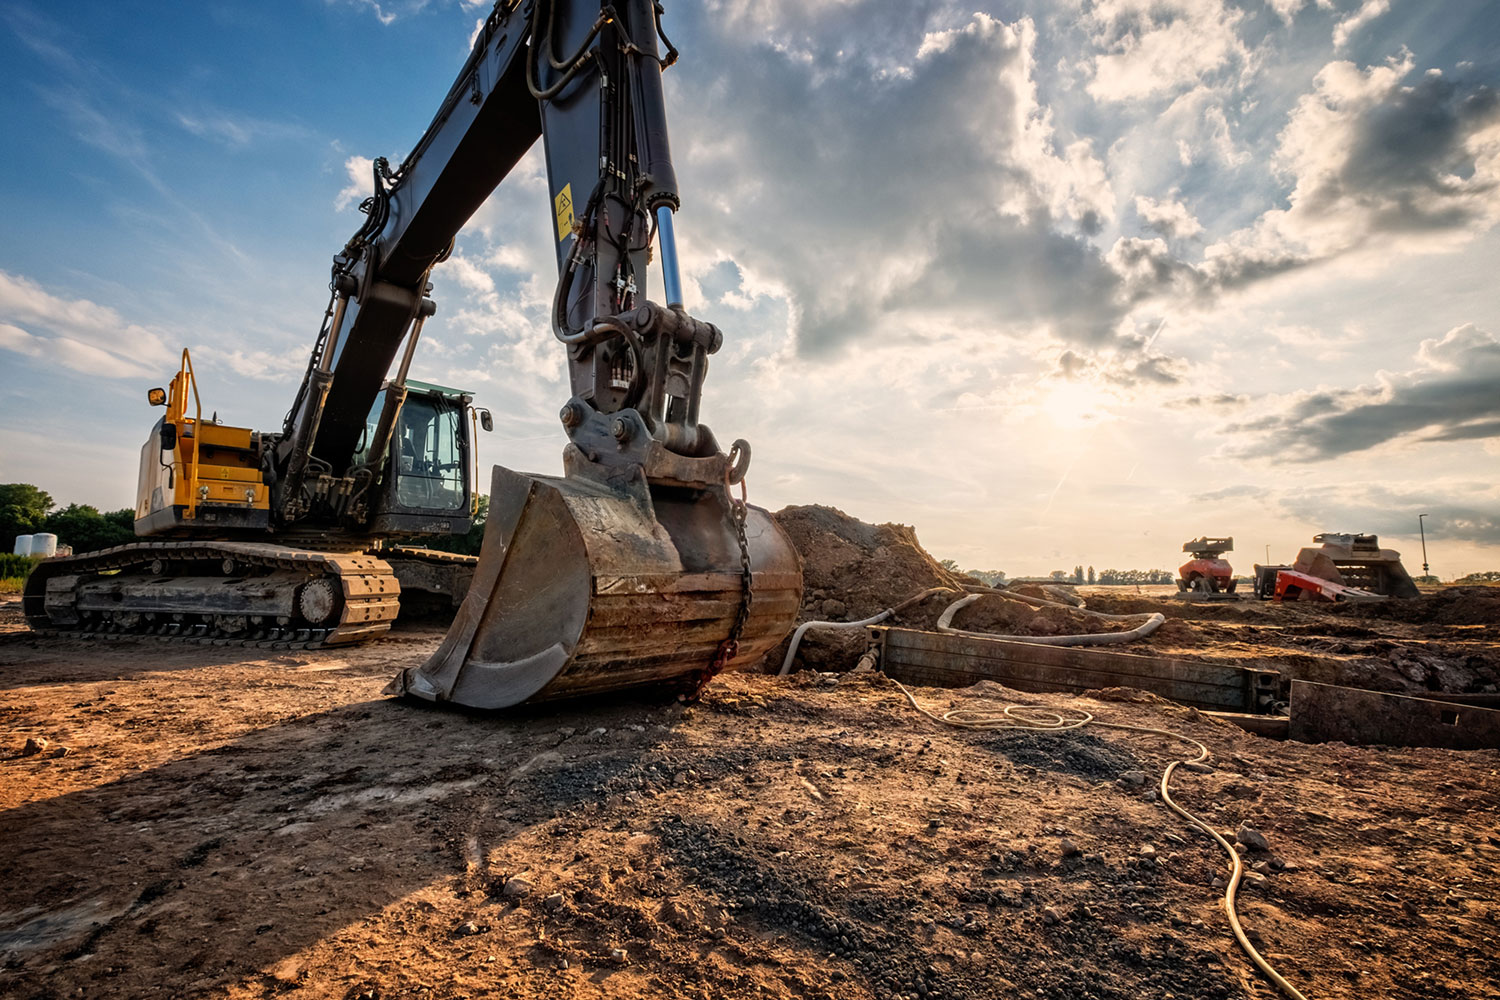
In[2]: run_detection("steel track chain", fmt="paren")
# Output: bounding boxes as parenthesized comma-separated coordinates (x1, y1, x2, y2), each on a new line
(23, 541, 399, 650)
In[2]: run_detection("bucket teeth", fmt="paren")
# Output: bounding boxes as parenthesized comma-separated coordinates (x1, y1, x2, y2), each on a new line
(391, 464, 803, 709)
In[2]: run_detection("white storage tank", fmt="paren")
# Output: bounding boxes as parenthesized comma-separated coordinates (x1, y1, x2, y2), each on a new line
(29, 533, 58, 558)
(13, 534, 33, 556)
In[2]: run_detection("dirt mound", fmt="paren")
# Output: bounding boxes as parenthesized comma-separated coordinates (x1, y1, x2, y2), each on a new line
(1082, 592, 1257, 621)
(768, 505, 966, 672)
(1328, 586, 1500, 627)
(944, 594, 1142, 639)
(765, 509, 1182, 670)
(774, 504, 966, 618)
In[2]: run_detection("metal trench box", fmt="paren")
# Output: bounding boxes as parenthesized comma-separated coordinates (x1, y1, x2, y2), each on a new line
(1288, 680, 1500, 750)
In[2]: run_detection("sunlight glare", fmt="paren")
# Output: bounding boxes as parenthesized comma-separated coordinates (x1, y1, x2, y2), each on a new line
(1037, 381, 1108, 429)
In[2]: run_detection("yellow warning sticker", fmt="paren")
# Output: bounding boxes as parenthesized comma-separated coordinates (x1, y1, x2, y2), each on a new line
(554, 183, 574, 242)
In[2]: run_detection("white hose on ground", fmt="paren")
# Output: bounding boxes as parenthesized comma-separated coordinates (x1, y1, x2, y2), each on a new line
(891, 680, 1311, 1000)
(778, 586, 957, 677)
(1039, 584, 1086, 608)
(971, 584, 1150, 620)
(937, 592, 1166, 646)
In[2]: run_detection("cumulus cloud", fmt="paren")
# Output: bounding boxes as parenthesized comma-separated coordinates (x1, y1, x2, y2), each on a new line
(1082, 0, 1250, 103)
(1051, 334, 1188, 389)
(1272, 56, 1500, 239)
(0, 270, 174, 379)
(1267, 0, 1335, 25)
(667, 9, 1140, 359)
(1332, 0, 1390, 50)
(1134, 194, 1204, 239)
(1221, 323, 1500, 461)
(334, 155, 376, 212)
(1112, 54, 1500, 304)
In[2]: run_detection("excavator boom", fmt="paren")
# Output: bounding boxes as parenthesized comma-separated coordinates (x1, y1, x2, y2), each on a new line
(350, 0, 805, 706)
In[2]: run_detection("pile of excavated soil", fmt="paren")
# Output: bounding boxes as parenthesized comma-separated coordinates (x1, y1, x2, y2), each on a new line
(943, 596, 1141, 639)
(765, 508, 1180, 671)
(946, 599, 1082, 637)
(767, 505, 966, 673)
(1327, 586, 1500, 627)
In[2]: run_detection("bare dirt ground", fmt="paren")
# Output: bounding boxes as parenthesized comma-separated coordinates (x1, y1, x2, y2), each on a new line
(3, 593, 1499, 1000)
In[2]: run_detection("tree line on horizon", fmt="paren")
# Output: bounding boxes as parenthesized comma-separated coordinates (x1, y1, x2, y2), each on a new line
(939, 560, 1180, 586)
(1, 483, 135, 555)
(0, 482, 491, 561)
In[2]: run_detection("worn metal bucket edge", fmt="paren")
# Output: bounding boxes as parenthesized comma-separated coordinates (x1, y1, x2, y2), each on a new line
(388, 463, 802, 709)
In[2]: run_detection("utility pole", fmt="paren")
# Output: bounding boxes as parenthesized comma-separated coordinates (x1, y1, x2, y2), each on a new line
(1418, 513, 1430, 578)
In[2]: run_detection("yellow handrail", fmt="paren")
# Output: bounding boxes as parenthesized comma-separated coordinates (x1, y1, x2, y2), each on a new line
(176, 349, 204, 520)
(469, 408, 481, 517)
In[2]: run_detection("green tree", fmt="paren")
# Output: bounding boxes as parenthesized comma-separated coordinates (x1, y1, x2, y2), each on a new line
(1087, 565, 1096, 584)
(43, 504, 137, 554)
(0, 483, 55, 553)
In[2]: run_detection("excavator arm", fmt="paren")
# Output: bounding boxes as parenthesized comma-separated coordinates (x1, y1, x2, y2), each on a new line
(261, 0, 804, 707)
(279, 0, 721, 528)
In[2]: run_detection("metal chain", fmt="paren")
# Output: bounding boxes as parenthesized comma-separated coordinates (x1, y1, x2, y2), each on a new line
(690, 442, 755, 698)
(726, 486, 753, 651)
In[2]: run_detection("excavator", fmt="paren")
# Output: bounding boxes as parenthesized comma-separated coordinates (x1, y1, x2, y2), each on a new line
(24, 0, 804, 709)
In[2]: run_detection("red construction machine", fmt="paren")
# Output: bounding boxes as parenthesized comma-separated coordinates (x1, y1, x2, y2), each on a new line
(1176, 537, 1237, 596)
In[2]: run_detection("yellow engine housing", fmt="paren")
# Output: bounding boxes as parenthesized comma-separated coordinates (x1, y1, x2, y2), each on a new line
(135, 350, 271, 536)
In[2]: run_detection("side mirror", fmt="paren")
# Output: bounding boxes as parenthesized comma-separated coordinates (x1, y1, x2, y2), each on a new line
(160, 422, 177, 450)
(147, 387, 167, 406)
(478, 409, 493, 432)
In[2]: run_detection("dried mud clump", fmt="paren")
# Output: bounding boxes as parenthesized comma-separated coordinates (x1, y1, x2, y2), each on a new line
(767, 505, 966, 673)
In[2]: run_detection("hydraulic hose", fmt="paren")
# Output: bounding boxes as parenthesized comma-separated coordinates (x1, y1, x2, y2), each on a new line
(937, 592, 1165, 647)
(778, 587, 956, 677)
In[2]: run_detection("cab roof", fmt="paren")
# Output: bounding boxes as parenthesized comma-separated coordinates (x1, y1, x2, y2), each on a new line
(404, 378, 473, 399)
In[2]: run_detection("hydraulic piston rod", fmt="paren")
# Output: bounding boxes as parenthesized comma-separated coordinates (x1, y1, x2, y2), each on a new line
(656, 205, 684, 309)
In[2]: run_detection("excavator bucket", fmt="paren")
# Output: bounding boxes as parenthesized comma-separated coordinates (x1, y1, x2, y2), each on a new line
(390, 465, 803, 709)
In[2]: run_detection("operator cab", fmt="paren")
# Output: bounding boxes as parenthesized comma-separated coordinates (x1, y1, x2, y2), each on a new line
(355, 380, 483, 537)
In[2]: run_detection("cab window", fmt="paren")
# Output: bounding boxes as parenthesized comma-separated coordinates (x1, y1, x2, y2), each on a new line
(395, 395, 465, 511)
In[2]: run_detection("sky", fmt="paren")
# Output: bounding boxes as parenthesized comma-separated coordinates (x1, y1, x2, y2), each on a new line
(1, 0, 1498, 578)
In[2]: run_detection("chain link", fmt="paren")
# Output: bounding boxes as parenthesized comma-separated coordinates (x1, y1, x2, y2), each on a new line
(726, 487, 754, 652)
(689, 443, 756, 699)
